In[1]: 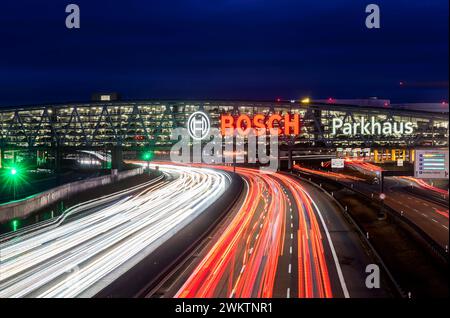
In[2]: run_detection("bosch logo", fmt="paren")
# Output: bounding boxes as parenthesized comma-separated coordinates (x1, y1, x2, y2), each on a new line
(187, 111, 211, 140)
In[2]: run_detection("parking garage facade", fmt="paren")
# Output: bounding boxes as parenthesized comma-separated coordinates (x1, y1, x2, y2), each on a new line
(0, 100, 448, 168)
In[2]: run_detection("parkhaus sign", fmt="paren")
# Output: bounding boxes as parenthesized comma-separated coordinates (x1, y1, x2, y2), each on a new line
(331, 116, 415, 136)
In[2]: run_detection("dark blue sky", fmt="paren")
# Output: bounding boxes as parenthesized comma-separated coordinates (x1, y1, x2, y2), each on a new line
(0, 0, 448, 106)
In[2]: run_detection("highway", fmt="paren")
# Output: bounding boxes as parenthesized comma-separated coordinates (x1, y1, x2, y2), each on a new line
(0, 165, 231, 298)
(294, 163, 449, 249)
(345, 161, 449, 248)
(378, 177, 448, 247)
(174, 167, 387, 298)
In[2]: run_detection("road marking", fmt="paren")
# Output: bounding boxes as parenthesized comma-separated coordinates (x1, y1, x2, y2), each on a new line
(288, 264, 292, 274)
(240, 265, 246, 274)
(287, 288, 291, 298)
(290, 233, 294, 240)
(302, 189, 350, 298)
(442, 225, 448, 230)
(290, 246, 293, 254)
(291, 223, 294, 229)
(432, 219, 438, 223)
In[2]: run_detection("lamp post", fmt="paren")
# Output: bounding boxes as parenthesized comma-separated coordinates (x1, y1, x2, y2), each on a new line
(377, 170, 386, 220)
(10, 167, 18, 201)
(232, 151, 236, 173)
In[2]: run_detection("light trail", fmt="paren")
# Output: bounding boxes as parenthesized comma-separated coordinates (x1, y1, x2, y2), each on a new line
(344, 159, 383, 173)
(0, 165, 230, 298)
(294, 165, 364, 182)
(399, 176, 449, 197)
(176, 167, 343, 298)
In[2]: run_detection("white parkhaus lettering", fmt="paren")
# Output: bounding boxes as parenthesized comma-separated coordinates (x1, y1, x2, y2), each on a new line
(332, 117, 414, 136)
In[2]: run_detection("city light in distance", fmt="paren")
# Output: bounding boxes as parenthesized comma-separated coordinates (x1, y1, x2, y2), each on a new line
(301, 97, 311, 104)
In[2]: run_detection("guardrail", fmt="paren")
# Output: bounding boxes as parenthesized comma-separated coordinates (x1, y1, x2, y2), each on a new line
(0, 167, 144, 223)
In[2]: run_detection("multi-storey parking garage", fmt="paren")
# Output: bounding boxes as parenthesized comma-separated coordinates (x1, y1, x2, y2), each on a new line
(0, 99, 448, 168)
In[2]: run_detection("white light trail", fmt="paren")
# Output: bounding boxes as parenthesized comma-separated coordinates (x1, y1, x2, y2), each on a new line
(0, 164, 230, 298)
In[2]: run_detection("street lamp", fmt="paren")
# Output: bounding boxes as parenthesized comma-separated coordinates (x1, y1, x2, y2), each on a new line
(377, 170, 386, 220)
(10, 167, 18, 200)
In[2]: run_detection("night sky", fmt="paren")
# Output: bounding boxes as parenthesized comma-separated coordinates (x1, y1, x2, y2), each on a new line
(0, 0, 448, 106)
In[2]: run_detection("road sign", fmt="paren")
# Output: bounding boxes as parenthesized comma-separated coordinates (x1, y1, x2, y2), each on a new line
(415, 149, 449, 179)
(331, 158, 345, 169)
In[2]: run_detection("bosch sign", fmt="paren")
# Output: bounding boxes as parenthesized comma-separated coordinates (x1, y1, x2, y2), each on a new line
(220, 114, 301, 136)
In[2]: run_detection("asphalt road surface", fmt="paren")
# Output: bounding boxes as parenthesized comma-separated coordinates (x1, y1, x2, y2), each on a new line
(174, 167, 388, 298)
(295, 165, 449, 250)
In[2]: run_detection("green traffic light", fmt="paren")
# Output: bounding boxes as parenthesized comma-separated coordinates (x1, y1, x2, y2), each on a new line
(11, 168, 17, 176)
(143, 151, 153, 161)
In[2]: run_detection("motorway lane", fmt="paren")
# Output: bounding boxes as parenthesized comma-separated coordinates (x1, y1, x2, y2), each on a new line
(346, 176, 449, 248)
(382, 177, 448, 247)
(295, 165, 449, 249)
(291, 176, 389, 298)
(398, 177, 448, 199)
(175, 167, 291, 298)
(0, 165, 230, 298)
(176, 167, 385, 298)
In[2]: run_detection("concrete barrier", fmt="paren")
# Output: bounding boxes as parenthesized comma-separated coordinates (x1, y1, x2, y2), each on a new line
(0, 168, 143, 223)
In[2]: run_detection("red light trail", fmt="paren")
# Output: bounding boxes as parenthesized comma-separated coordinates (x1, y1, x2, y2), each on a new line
(176, 167, 338, 298)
